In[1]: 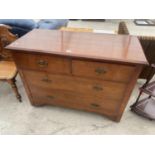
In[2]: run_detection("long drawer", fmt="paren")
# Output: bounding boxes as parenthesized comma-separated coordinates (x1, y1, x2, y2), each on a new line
(72, 60, 135, 83)
(23, 70, 127, 101)
(31, 87, 120, 115)
(13, 52, 71, 74)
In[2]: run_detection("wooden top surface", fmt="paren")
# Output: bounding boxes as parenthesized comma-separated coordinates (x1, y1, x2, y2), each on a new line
(6, 29, 148, 65)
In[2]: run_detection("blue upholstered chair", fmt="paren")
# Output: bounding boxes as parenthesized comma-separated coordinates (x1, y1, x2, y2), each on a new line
(38, 19, 68, 29)
(0, 19, 68, 37)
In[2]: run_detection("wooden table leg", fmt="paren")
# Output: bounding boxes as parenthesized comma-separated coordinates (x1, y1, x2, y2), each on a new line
(7, 78, 22, 102)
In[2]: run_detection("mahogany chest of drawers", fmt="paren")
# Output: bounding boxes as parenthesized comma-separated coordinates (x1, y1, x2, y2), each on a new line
(6, 29, 148, 122)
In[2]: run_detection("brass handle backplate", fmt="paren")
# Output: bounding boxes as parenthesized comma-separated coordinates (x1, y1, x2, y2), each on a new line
(95, 68, 107, 74)
(91, 103, 100, 108)
(37, 60, 48, 67)
(93, 85, 103, 91)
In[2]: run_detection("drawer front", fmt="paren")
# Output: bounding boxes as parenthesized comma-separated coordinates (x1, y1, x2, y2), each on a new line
(31, 87, 120, 115)
(72, 60, 135, 83)
(13, 52, 70, 74)
(23, 70, 127, 101)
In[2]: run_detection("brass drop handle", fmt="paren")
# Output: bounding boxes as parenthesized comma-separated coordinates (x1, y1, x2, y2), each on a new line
(93, 85, 103, 91)
(95, 68, 107, 74)
(91, 103, 100, 108)
(46, 95, 55, 99)
(37, 60, 48, 67)
(42, 77, 52, 83)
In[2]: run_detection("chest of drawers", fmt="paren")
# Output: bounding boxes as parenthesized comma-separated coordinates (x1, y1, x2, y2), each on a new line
(6, 29, 148, 122)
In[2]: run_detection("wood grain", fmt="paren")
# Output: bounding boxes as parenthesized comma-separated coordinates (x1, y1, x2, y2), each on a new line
(72, 60, 135, 83)
(7, 29, 148, 65)
(31, 87, 120, 116)
(23, 70, 127, 101)
(13, 52, 71, 74)
(8, 29, 148, 121)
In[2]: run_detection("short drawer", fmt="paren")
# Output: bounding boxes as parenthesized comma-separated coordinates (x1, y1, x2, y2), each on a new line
(23, 70, 127, 101)
(13, 52, 70, 74)
(72, 60, 135, 83)
(31, 87, 120, 115)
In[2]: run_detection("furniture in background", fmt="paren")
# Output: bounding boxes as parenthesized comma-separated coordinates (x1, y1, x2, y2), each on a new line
(65, 20, 133, 34)
(61, 27, 93, 32)
(61, 22, 128, 34)
(82, 19, 106, 22)
(69, 19, 106, 22)
(123, 21, 155, 79)
(7, 29, 147, 122)
(131, 64, 155, 120)
(120, 21, 155, 120)
(118, 22, 129, 35)
(138, 36, 155, 79)
(0, 25, 21, 102)
(61, 26, 117, 34)
(0, 19, 69, 37)
(62, 21, 131, 35)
